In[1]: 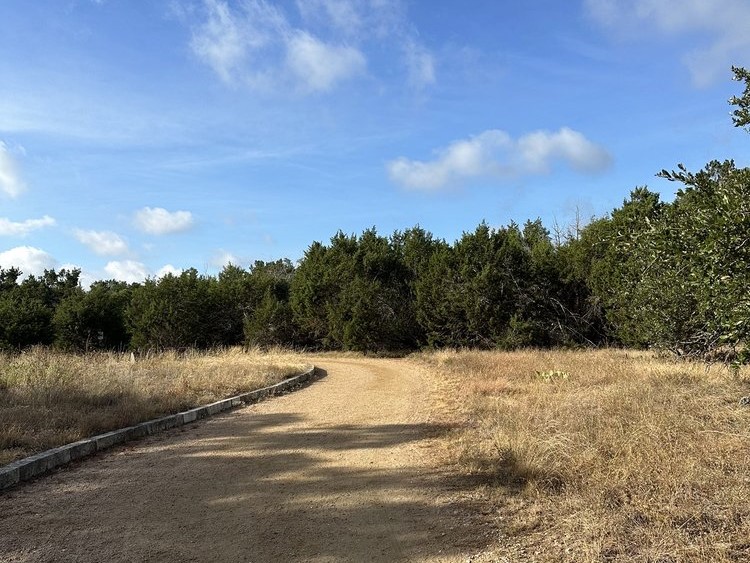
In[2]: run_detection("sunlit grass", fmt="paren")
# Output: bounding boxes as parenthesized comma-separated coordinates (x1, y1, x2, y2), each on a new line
(0, 346, 308, 466)
(413, 349, 750, 562)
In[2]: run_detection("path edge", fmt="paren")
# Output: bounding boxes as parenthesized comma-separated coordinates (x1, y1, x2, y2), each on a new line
(0, 365, 319, 492)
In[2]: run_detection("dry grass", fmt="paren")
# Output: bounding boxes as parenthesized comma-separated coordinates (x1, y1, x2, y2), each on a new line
(413, 349, 750, 562)
(0, 346, 308, 466)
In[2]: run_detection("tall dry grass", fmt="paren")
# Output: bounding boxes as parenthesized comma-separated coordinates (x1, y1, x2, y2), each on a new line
(0, 347, 308, 466)
(414, 349, 750, 562)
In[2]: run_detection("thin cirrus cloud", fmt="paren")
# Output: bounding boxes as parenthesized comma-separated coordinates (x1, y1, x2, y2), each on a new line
(0, 142, 26, 198)
(73, 229, 129, 256)
(285, 31, 366, 92)
(0, 215, 56, 237)
(133, 207, 194, 235)
(0, 246, 57, 277)
(187, 0, 434, 93)
(584, 0, 750, 86)
(387, 128, 612, 191)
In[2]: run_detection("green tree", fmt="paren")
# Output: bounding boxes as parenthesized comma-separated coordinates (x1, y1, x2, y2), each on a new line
(126, 269, 223, 350)
(730, 66, 750, 130)
(53, 280, 131, 351)
(243, 259, 297, 348)
(0, 268, 81, 350)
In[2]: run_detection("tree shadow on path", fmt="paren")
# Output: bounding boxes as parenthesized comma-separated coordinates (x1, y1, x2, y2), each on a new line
(0, 369, 492, 563)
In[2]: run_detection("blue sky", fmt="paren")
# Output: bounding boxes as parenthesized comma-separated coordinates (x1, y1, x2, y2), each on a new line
(1, 0, 749, 284)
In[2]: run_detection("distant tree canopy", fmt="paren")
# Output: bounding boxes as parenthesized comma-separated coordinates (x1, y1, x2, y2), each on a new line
(2, 67, 749, 359)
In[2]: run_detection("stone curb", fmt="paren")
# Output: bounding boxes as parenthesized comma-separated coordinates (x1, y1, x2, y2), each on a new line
(0, 365, 318, 492)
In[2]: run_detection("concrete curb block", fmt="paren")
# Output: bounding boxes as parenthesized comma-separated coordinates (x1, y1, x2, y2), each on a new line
(0, 365, 318, 492)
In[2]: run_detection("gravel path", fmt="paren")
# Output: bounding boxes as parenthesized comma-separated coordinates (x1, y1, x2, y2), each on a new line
(0, 358, 489, 562)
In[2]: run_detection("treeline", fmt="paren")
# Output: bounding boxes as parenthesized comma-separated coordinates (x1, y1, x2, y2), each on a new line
(0, 173, 747, 359)
(0, 222, 599, 354)
(1, 67, 749, 358)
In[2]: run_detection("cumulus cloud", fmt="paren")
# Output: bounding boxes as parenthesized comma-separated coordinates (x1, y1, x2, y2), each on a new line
(0, 215, 56, 237)
(387, 128, 612, 191)
(517, 128, 613, 174)
(584, 0, 750, 86)
(156, 264, 182, 278)
(210, 249, 243, 268)
(0, 246, 57, 277)
(0, 142, 26, 198)
(188, 0, 433, 93)
(74, 229, 129, 256)
(134, 207, 194, 235)
(102, 261, 182, 283)
(104, 260, 150, 283)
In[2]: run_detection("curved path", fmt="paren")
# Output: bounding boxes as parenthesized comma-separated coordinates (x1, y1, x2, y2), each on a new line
(0, 358, 488, 562)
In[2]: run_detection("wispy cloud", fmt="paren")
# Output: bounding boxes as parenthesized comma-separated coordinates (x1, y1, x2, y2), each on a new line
(403, 39, 436, 89)
(188, 0, 434, 93)
(286, 31, 366, 92)
(74, 229, 129, 256)
(387, 128, 612, 191)
(584, 0, 750, 86)
(134, 207, 195, 235)
(0, 215, 56, 237)
(0, 142, 26, 198)
(0, 246, 57, 277)
(296, 0, 363, 35)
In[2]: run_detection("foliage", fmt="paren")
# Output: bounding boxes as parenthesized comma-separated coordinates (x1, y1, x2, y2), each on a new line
(243, 259, 297, 348)
(53, 280, 131, 351)
(730, 65, 750, 130)
(126, 269, 224, 350)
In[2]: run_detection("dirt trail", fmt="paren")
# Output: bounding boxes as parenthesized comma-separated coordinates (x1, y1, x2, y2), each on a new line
(0, 358, 489, 562)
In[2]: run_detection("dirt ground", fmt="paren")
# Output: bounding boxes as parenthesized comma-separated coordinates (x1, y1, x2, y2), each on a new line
(0, 357, 493, 562)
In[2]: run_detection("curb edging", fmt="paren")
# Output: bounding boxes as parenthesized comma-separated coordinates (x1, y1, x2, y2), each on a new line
(0, 365, 318, 492)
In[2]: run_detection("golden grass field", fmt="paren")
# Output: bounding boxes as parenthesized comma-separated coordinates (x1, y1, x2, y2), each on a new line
(413, 349, 750, 562)
(0, 347, 308, 466)
(2, 346, 749, 561)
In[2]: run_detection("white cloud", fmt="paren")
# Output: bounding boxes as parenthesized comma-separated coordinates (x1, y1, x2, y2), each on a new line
(190, 0, 286, 85)
(74, 229, 129, 256)
(286, 32, 365, 92)
(387, 128, 612, 191)
(517, 128, 613, 174)
(102, 261, 181, 283)
(188, 0, 434, 93)
(210, 249, 243, 268)
(190, 0, 248, 83)
(0, 215, 56, 237)
(584, 0, 750, 86)
(0, 246, 57, 277)
(134, 207, 194, 235)
(104, 260, 150, 283)
(156, 264, 182, 278)
(0, 142, 26, 198)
